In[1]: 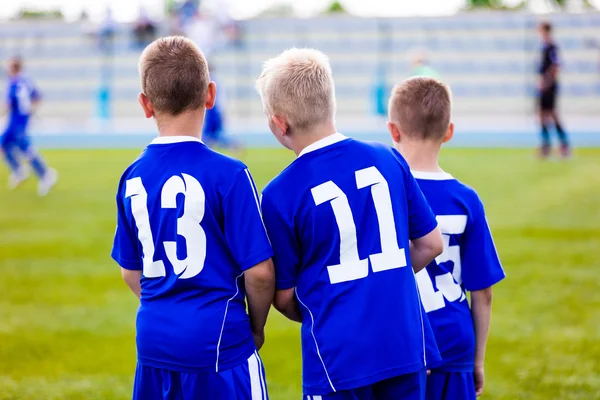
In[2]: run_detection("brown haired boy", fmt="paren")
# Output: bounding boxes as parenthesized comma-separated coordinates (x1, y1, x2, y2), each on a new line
(111, 36, 275, 400)
(388, 76, 505, 400)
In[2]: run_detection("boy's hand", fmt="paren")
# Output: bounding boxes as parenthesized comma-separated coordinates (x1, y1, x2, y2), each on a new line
(474, 365, 485, 396)
(253, 330, 265, 351)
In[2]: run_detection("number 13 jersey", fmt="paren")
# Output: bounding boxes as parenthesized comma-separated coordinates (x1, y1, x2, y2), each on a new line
(261, 133, 439, 395)
(111, 136, 273, 373)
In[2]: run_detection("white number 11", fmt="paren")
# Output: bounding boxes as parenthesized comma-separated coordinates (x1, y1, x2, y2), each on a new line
(311, 166, 407, 284)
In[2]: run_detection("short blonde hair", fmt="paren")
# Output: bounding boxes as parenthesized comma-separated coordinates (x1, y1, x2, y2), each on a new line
(256, 48, 336, 131)
(139, 36, 209, 116)
(388, 77, 452, 141)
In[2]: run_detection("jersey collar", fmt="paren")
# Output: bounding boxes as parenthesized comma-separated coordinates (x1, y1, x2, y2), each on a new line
(298, 132, 348, 158)
(150, 136, 204, 145)
(411, 170, 454, 181)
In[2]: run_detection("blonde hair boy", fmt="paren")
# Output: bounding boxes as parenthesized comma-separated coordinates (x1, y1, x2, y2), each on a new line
(257, 49, 443, 399)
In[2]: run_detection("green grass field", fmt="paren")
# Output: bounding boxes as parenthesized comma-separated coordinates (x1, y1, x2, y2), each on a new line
(1, 148, 600, 400)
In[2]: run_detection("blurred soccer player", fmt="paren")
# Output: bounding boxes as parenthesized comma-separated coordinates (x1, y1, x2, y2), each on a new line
(1, 57, 57, 195)
(203, 64, 242, 153)
(111, 36, 274, 400)
(409, 47, 440, 79)
(388, 77, 506, 400)
(256, 48, 444, 400)
(537, 21, 571, 159)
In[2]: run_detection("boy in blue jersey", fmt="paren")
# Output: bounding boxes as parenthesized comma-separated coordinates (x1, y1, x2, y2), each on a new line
(255, 48, 444, 400)
(111, 36, 275, 400)
(2, 57, 57, 195)
(203, 64, 242, 153)
(387, 77, 506, 400)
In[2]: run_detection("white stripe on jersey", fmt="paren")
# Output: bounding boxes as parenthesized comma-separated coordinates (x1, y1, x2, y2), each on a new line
(255, 350, 267, 399)
(244, 169, 270, 244)
(215, 272, 244, 372)
(248, 352, 263, 400)
(296, 291, 336, 393)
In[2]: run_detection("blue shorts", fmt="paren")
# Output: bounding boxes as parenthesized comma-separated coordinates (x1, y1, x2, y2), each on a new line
(133, 351, 268, 400)
(426, 371, 475, 400)
(305, 369, 426, 400)
(2, 122, 31, 152)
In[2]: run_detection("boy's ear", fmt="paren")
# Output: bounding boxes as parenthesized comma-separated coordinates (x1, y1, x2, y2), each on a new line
(138, 93, 154, 119)
(205, 81, 216, 110)
(442, 122, 454, 143)
(387, 121, 401, 144)
(272, 115, 288, 137)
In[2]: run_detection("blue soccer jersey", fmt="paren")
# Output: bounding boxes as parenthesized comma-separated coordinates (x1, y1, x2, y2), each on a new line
(261, 133, 439, 395)
(413, 170, 505, 372)
(111, 136, 273, 373)
(6, 76, 39, 128)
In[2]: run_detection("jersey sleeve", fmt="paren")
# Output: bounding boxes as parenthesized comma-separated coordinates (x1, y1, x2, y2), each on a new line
(461, 196, 505, 291)
(261, 188, 300, 290)
(111, 190, 142, 271)
(222, 169, 273, 271)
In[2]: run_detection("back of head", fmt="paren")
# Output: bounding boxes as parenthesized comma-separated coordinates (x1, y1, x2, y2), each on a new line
(139, 36, 209, 116)
(255, 48, 336, 131)
(540, 21, 552, 34)
(388, 76, 452, 142)
(9, 57, 23, 76)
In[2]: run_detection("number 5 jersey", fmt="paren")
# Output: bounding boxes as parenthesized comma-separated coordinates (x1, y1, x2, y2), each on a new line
(413, 170, 505, 372)
(111, 136, 273, 373)
(260, 133, 440, 395)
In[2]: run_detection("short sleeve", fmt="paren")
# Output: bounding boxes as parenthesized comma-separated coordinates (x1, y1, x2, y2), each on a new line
(223, 169, 273, 271)
(461, 197, 505, 291)
(261, 189, 301, 290)
(111, 191, 142, 271)
(402, 168, 438, 240)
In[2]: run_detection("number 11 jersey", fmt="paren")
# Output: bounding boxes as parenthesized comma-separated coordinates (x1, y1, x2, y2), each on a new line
(111, 136, 273, 373)
(261, 133, 439, 395)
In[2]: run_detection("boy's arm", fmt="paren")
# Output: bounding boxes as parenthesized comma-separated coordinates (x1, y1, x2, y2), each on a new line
(121, 268, 142, 299)
(245, 258, 276, 350)
(261, 189, 303, 323)
(222, 168, 275, 350)
(112, 186, 144, 298)
(410, 226, 443, 273)
(471, 286, 493, 397)
(273, 288, 303, 323)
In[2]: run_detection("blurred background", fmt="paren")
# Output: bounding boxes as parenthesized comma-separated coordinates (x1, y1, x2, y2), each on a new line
(0, 0, 599, 145)
(1, 1, 600, 400)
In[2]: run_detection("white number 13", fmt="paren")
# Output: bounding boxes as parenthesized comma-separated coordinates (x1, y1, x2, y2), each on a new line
(126, 174, 206, 279)
(312, 166, 407, 284)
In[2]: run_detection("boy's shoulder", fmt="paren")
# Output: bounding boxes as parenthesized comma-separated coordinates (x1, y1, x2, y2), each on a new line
(118, 139, 248, 191)
(414, 172, 484, 211)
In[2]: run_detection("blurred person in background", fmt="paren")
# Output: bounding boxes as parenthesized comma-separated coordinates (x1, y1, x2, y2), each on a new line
(537, 21, 571, 159)
(203, 63, 242, 153)
(409, 47, 440, 79)
(1, 57, 57, 196)
(98, 7, 116, 52)
(133, 7, 157, 49)
(178, 0, 201, 35)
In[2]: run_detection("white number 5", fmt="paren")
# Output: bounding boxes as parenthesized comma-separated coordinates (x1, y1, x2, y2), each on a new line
(126, 174, 206, 279)
(312, 166, 407, 284)
(416, 215, 467, 312)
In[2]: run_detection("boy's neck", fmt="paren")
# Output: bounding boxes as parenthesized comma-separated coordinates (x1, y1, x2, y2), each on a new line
(292, 120, 338, 156)
(395, 140, 443, 173)
(156, 109, 205, 139)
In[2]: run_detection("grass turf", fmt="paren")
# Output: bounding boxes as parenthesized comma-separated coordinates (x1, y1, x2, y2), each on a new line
(0, 148, 599, 400)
